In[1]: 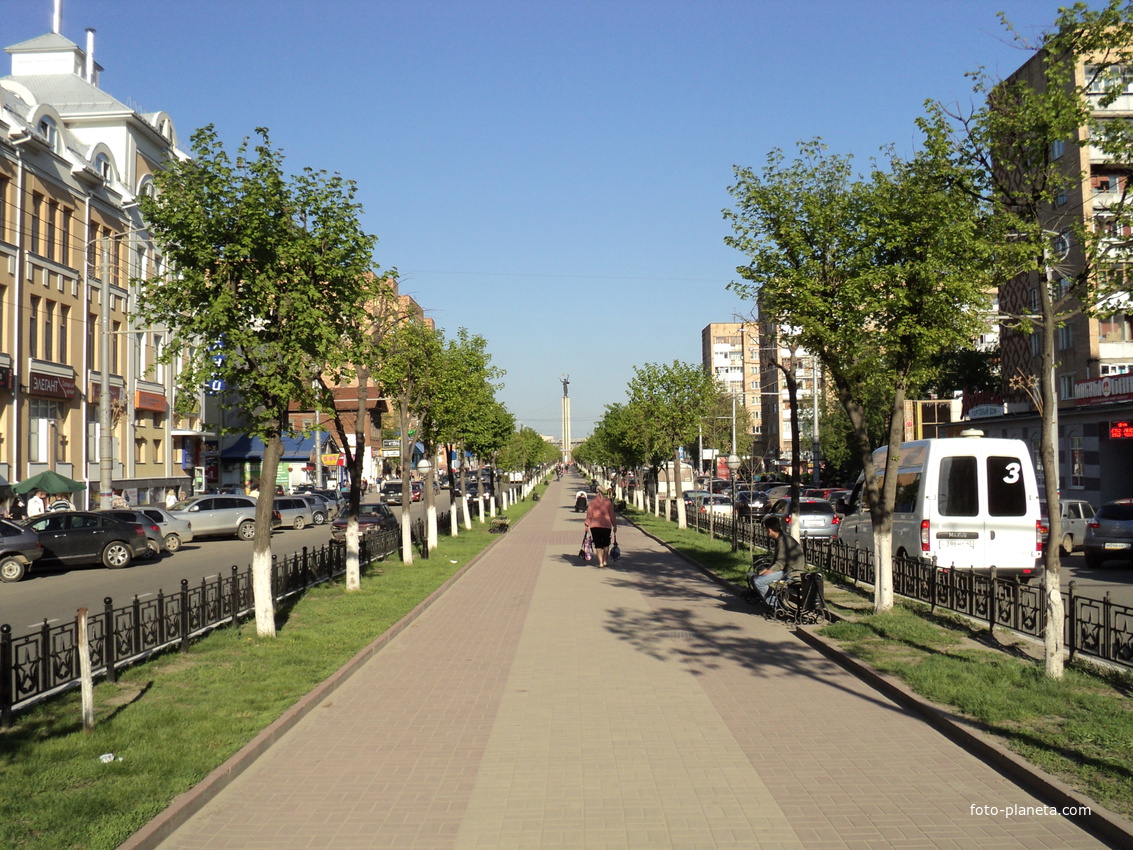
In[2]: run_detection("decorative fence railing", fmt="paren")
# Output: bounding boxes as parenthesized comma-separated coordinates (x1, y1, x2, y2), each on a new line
(0, 526, 401, 726)
(646, 498, 1133, 671)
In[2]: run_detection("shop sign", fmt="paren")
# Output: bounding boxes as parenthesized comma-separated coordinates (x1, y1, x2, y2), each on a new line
(30, 371, 77, 399)
(1074, 374, 1133, 406)
(89, 383, 124, 402)
(135, 390, 169, 412)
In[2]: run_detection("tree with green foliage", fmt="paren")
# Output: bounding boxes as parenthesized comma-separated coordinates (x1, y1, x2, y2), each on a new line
(626, 361, 719, 529)
(926, 0, 1133, 676)
(725, 136, 999, 612)
(374, 318, 443, 562)
(138, 126, 386, 637)
(429, 329, 505, 530)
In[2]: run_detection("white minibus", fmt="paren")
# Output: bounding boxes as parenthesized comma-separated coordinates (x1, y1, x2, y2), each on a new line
(837, 432, 1044, 581)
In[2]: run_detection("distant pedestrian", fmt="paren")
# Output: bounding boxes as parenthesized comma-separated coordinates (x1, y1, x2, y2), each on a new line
(27, 490, 47, 517)
(111, 491, 128, 509)
(165, 489, 177, 509)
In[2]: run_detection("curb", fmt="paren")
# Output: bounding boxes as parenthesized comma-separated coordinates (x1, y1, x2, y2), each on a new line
(624, 512, 1133, 849)
(795, 627, 1133, 849)
(119, 495, 544, 850)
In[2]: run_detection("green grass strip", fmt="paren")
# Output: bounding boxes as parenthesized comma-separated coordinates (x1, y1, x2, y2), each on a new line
(0, 485, 546, 850)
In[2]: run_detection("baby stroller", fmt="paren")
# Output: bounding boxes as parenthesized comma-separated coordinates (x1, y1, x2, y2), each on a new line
(574, 491, 588, 512)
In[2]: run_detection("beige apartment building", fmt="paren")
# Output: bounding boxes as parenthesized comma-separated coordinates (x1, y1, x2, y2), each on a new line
(1, 26, 210, 507)
(963, 49, 1133, 505)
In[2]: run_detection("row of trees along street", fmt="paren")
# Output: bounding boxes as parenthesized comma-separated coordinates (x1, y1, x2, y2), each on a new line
(721, 2, 1133, 679)
(135, 125, 552, 638)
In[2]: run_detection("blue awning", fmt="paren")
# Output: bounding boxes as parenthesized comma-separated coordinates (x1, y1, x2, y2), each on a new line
(221, 434, 317, 460)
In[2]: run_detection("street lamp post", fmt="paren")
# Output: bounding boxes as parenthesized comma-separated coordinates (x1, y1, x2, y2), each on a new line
(417, 456, 435, 555)
(726, 452, 741, 551)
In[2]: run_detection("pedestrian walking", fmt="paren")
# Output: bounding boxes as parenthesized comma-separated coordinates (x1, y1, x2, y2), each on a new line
(584, 487, 618, 568)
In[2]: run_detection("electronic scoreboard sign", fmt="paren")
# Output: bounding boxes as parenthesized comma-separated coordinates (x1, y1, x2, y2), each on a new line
(1109, 420, 1133, 439)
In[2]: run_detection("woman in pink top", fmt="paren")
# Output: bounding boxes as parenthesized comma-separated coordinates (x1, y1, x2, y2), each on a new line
(584, 487, 618, 568)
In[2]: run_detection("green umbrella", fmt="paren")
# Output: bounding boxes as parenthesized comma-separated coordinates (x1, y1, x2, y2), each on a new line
(12, 470, 86, 495)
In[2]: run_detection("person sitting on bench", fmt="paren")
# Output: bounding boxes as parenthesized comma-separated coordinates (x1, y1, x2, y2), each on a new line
(751, 515, 806, 607)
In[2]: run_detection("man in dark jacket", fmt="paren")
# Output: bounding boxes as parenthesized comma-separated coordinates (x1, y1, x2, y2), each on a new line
(751, 515, 807, 605)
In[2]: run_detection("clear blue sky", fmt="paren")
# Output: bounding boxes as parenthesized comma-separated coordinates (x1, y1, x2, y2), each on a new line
(7, 0, 1069, 440)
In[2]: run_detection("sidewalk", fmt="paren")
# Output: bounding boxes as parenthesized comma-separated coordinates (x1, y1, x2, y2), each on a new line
(140, 475, 1106, 849)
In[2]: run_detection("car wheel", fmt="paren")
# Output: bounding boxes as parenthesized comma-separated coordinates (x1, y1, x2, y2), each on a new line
(1060, 534, 1074, 557)
(164, 533, 182, 553)
(313, 511, 326, 525)
(294, 516, 306, 530)
(237, 520, 256, 541)
(102, 542, 133, 569)
(0, 557, 27, 583)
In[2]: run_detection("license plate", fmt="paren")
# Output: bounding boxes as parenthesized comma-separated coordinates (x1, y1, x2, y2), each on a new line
(802, 518, 823, 526)
(939, 539, 975, 549)
(1104, 542, 1131, 550)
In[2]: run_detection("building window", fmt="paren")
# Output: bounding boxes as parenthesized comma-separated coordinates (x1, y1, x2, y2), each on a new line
(1100, 362, 1133, 375)
(1056, 190, 1068, 206)
(44, 301, 54, 362)
(87, 312, 97, 369)
(111, 321, 121, 373)
(58, 305, 69, 363)
(29, 296, 39, 358)
(1059, 373, 1076, 401)
(153, 438, 162, 462)
(136, 438, 147, 464)
(60, 208, 71, 267)
(1069, 435, 1085, 488)
(1057, 323, 1075, 350)
(1030, 332, 1041, 357)
(37, 116, 59, 152)
(30, 193, 42, 255)
(1099, 313, 1132, 342)
(45, 200, 57, 261)
(94, 153, 111, 182)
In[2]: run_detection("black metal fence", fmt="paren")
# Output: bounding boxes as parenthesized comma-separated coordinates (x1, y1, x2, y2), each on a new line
(0, 527, 401, 726)
(649, 498, 1133, 672)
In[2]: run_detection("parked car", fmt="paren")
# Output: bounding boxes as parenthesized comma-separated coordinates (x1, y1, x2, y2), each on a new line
(330, 502, 399, 541)
(132, 505, 194, 552)
(312, 489, 345, 518)
(733, 489, 771, 519)
(21, 511, 151, 569)
(1083, 498, 1133, 569)
(410, 481, 424, 502)
(768, 497, 840, 539)
(168, 495, 280, 540)
(681, 490, 713, 507)
(697, 495, 733, 516)
(0, 519, 44, 582)
(102, 509, 166, 557)
(274, 496, 315, 530)
(295, 495, 329, 525)
(1040, 499, 1096, 555)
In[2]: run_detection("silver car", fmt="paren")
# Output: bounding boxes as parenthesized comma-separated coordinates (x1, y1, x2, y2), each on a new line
(295, 495, 329, 525)
(768, 497, 840, 539)
(169, 495, 279, 541)
(133, 505, 194, 552)
(274, 497, 315, 530)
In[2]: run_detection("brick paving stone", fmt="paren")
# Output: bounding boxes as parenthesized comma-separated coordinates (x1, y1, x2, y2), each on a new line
(152, 476, 1109, 849)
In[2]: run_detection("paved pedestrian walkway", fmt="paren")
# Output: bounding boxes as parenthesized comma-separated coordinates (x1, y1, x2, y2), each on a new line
(147, 475, 1105, 849)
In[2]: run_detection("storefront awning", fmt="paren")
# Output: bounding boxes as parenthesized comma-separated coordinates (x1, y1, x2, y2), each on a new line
(221, 434, 317, 461)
